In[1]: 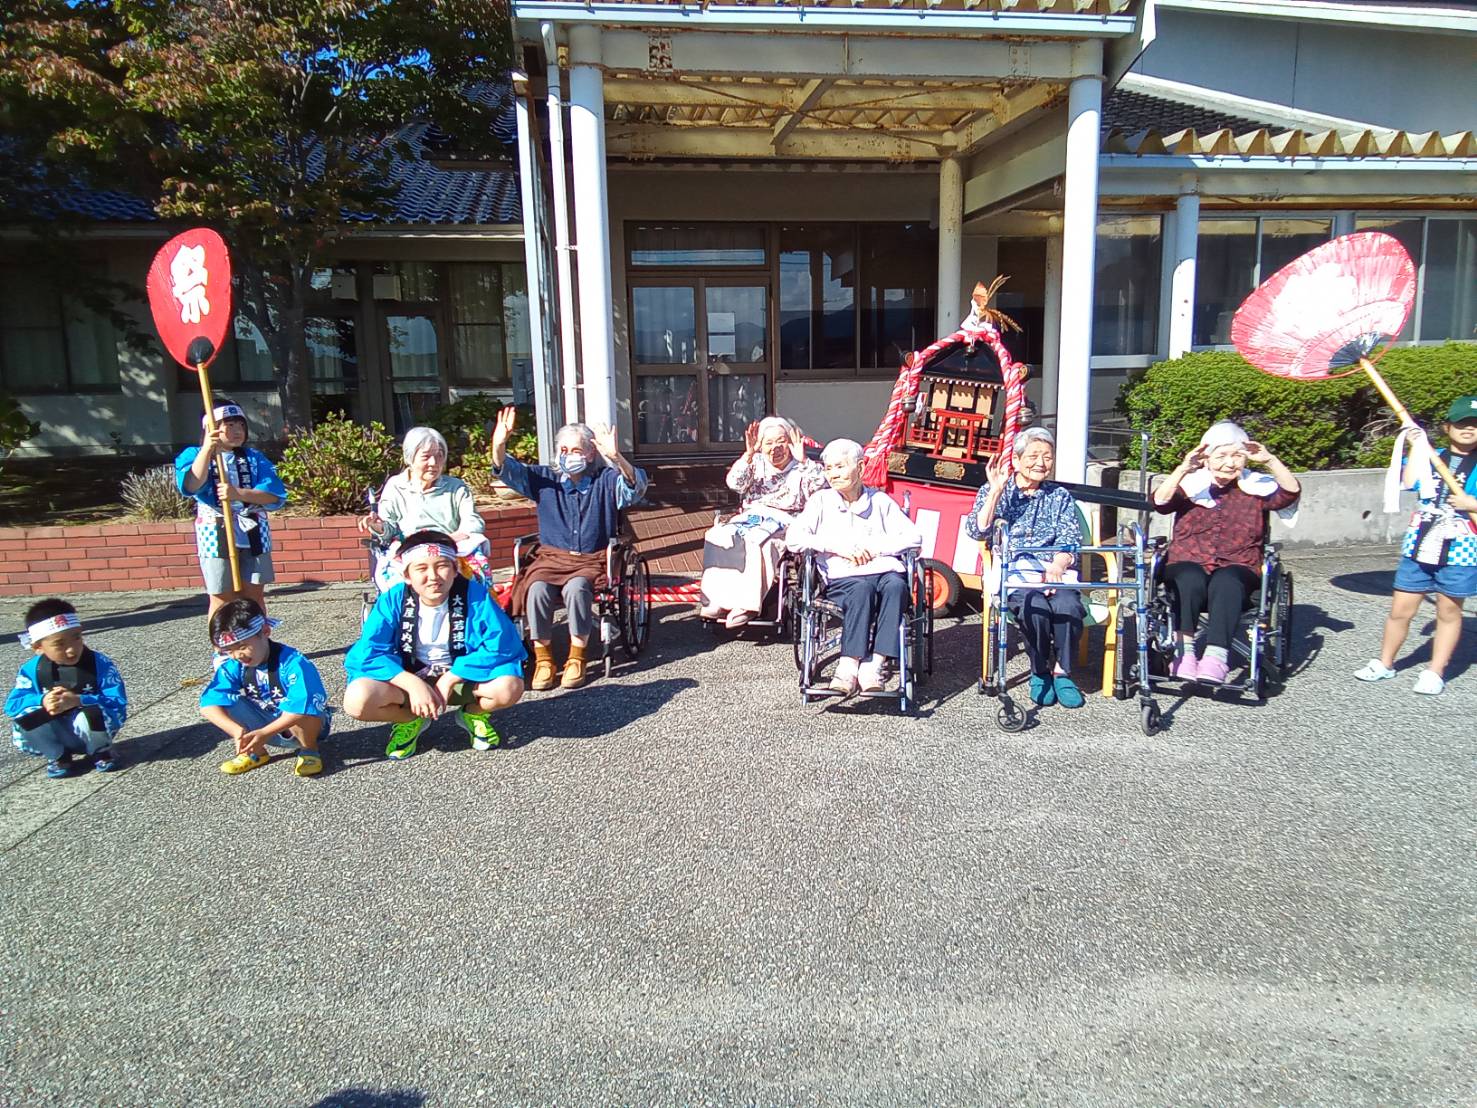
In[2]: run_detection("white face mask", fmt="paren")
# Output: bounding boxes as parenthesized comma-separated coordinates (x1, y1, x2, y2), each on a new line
(559, 453, 589, 477)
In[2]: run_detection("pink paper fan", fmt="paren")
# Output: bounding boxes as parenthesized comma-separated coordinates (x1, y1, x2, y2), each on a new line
(1230, 231, 1416, 380)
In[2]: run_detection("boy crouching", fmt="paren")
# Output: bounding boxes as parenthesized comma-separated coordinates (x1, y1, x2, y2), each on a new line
(201, 599, 329, 777)
(7, 599, 127, 778)
(344, 530, 526, 760)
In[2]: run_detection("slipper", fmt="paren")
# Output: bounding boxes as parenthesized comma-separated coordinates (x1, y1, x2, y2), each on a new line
(724, 609, 754, 629)
(1052, 674, 1085, 709)
(1028, 674, 1057, 707)
(293, 751, 323, 777)
(220, 750, 271, 776)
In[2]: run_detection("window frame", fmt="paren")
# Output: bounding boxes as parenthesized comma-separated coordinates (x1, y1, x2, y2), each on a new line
(0, 269, 123, 395)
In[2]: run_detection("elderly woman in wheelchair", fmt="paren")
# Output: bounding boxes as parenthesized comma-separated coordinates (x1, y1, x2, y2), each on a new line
(698, 416, 824, 629)
(1151, 420, 1300, 685)
(785, 438, 922, 696)
(966, 427, 1087, 709)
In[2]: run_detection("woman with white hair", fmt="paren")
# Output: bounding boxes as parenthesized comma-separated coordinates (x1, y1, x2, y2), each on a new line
(699, 416, 824, 628)
(359, 426, 488, 586)
(966, 427, 1088, 708)
(786, 438, 923, 695)
(1153, 420, 1299, 684)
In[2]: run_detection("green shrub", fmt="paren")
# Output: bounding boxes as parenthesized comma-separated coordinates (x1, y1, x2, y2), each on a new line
(426, 396, 538, 467)
(277, 411, 399, 515)
(0, 392, 40, 473)
(1118, 344, 1477, 472)
(119, 465, 192, 521)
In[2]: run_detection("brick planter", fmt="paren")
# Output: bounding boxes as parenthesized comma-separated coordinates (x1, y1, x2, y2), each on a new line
(0, 503, 537, 598)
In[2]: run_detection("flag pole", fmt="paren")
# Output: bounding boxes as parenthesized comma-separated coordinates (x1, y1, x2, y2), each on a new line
(1361, 357, 1477, 527)
(197, 360, 244, 593)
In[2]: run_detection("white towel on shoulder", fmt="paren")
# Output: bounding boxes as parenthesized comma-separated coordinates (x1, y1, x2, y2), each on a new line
(1180, 468, 1299, 526)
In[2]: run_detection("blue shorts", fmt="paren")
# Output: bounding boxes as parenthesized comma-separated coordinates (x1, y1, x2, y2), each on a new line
(1393, 556, 1477, 599)
(223, 700, 332, 743)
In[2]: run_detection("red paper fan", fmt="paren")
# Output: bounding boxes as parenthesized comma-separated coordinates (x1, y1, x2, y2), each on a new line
(1231, 231, 1415, 380)
(146, 228, 232, 370)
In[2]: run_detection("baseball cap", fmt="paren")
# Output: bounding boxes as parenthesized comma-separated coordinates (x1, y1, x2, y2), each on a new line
(1446, 395, 1477, 422)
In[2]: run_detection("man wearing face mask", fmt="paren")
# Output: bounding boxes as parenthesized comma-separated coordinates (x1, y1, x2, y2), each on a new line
(491, 409, 649, 690)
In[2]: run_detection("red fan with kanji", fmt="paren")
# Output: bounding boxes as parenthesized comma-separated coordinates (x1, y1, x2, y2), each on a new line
(1232, 231, 1475, 528)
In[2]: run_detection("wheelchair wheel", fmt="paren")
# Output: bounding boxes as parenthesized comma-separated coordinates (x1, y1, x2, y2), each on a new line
(996, 699, 1026, 733)
(618, 552, 651, 660)
(921, 558, 961, 616)
(1140, 701, 1162, 736)
(1272, 572, 1294, 673)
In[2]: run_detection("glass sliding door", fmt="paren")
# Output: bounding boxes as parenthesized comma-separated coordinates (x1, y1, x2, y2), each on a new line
(629, 277, 771, 453)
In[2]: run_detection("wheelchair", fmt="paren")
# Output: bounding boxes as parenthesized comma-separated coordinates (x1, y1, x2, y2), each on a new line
(696, 540, 803, 640)
(510, 528, 652, 678)
(980, 512, 1157, 733)
(1121, 532, 1295, 712)
(792, 549, 933, 713)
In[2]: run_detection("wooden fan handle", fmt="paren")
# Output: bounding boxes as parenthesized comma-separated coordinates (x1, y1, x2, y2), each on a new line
(198, 361, 245, 593)
(1361, 358, 1477, 527)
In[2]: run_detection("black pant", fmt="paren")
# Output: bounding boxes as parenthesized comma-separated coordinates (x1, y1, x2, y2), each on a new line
(825, 572, 908, 660)
(1164, 561, 1258, 649)
(1007, 588, 1084, 677)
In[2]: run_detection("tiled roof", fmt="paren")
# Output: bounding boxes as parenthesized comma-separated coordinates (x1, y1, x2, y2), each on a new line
(1099, 86, 1477, 159)
(1102, 89, 1270, 137)
(22, 82, 521, 227)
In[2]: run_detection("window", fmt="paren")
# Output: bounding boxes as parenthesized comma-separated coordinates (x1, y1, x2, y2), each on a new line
(1356, 215, 1477, 344)
(779, 224, 856, 372)
(859, 223, 936, 370)
(0, 268, 120, 392)
(1193, 217, 1334, 346)
(1093, 215, 1162, 358)
(629, 224, 767, 268)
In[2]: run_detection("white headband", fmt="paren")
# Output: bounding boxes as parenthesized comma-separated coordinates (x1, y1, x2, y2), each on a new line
(398, 543, 457, 574)
(19, 612, 81, 648)
(1200, 421, 1250, 451)
(202, 403, 246, 428)
(211, 613, 281, 649)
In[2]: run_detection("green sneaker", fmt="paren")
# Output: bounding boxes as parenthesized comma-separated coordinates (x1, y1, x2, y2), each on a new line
(456, 709, 501, 751)
(386, 717, 428, 760)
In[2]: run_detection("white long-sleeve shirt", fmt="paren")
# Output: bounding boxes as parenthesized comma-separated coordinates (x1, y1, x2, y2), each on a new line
(785, 486, 922, 580)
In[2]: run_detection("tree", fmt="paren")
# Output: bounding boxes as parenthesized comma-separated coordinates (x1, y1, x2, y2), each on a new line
(0, 0, 513, 433)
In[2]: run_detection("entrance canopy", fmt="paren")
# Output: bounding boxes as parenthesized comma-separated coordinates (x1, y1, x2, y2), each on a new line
(514, 0, 1145, 164)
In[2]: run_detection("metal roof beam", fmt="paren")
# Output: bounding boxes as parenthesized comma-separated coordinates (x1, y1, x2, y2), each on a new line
(514, 2, 1139, 36)
(949, 82, 1064, 156)
(608, 124, 955, 160)
(601, 79, 1006, 113)
(596, 31, 1090, 81)
(770, 78, 832, 148)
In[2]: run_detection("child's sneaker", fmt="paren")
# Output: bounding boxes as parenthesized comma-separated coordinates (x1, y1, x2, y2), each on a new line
(385, 717, 427, 760)
(1412, 670, 1445, 696)
(45, 756, 72, 779)
(293, 750, 324, 777)
(1353, 659, 1397, 682)
(92, 747, 120, 773)
(220, 749, 271, 775)
(455, 710, 502, 751)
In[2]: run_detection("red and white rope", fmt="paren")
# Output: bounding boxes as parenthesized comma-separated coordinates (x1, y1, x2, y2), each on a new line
(860, 315, 1026, 488)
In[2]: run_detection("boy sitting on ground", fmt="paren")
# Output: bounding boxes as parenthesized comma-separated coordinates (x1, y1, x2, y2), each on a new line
(7, 598, 128, 778)
(200, 598, 329, 777)
(343, 529, 526, 760)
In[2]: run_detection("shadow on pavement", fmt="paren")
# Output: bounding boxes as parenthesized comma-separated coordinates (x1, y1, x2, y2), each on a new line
(502, 676, 701, 745)
(1328, 569, 1393, 596)
(307, 1090, 425, 1108)
(84, 598, 204, 634)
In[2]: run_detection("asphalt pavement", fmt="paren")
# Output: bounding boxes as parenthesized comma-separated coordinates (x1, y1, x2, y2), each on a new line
(1, 546, 1473, 1106)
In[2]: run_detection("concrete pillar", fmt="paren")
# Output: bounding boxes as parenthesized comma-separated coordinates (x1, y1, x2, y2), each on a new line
(1167, 186, 1200, 359)
(512, 77, 557, 462)
(936, 156, 964, 335)
(1054, 49, 1103, 483)
(1040, 229, 1063, 420)
(568, 25, 617, 428)
(544, 25, 579, 426)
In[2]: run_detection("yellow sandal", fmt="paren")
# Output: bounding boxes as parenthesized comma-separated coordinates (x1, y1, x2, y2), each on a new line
(220, 750, 271, 776)
(293, 751, 323, 777)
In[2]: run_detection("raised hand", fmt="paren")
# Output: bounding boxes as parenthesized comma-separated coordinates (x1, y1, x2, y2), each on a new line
(744, 421, 760, 457)
(1179, 443, 1207, 472)
(788, 423, 807, 463)
(1244, 440, 1272, 465)
(593, 423, 619, 460)
(491, 406, 517, 452)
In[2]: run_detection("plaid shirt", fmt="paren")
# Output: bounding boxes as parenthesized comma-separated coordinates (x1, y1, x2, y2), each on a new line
(1156, 482, 1299, 571)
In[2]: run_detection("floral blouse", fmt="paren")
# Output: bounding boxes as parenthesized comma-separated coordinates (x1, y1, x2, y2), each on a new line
(726, 455, 825, 521)
(965, 479, 1081, 582)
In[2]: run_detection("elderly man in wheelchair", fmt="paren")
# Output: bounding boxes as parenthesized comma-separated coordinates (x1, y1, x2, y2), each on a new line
(786, 438, 924, 699)
(489, 408, 649, 691)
